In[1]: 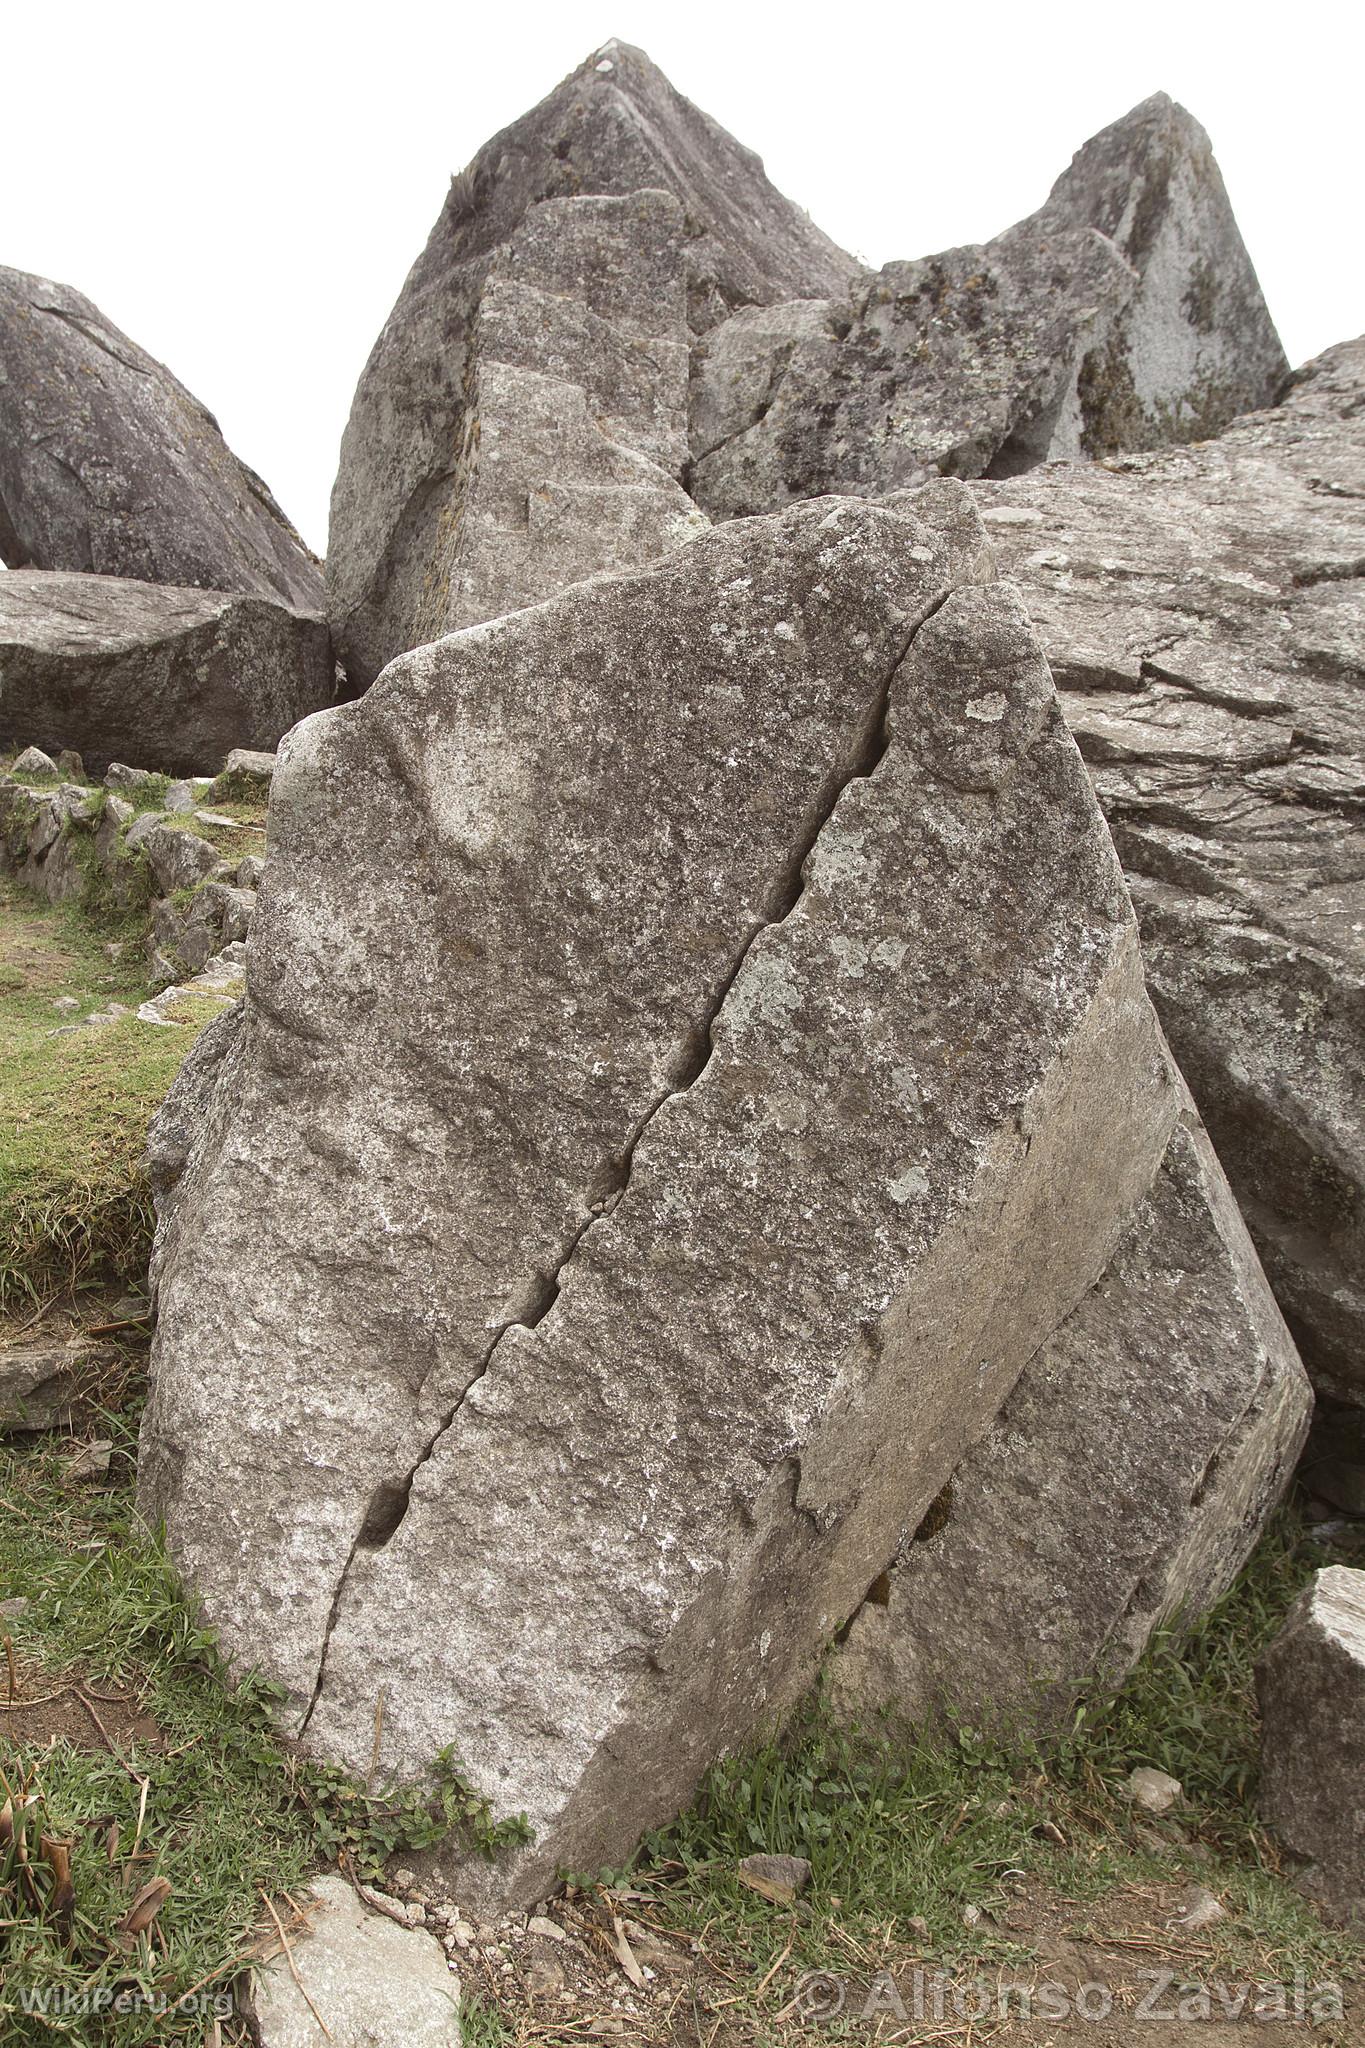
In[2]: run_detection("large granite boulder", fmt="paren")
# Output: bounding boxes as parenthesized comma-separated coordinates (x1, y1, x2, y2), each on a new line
(0, 267, 322, 610)
(832, 1111, 1312, 1732)
(141, 493, 1176, 1907)
(328, 188, 706, 688)
(0, 571, 333, 776)
(691, 94, 1286, 516)
(1258, 1566, 1365, 1925)
(970, 337, 1365, 1433)
(326, 41, 857, 687)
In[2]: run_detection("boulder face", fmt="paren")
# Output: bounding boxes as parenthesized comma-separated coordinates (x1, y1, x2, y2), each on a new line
(832, 1111, 1312, 1733)
(326, 41, 856, 688)
(691, 94, 1287, 518)
(970, 337, 1365, 1427)
(0, 267, 322, 611)
(0, 571, 333, 776)
(328, 188, 706, 690)
(1257, 1566, 1365, 1925)
(141, 494, 1177, 1907)
(1042, 92, 1290, 455)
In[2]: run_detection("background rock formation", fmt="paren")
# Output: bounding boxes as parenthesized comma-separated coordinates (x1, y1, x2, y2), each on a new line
(971, 337, 1365, 1444)
(326, 40, 856, 688)
(690, 94, 1287, 518)
(142, 496, 1177, 1906)
(0, 571, 332, 776)
(0, 266, 322, 611)
(833, 1111, 1311, 1731)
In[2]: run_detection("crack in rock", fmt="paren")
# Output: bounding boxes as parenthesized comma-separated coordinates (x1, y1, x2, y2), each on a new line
(298, 593, 948, 1736)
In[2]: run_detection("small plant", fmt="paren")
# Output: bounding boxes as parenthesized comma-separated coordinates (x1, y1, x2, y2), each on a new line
(0, 1770, 75, 1940)
(298, 1746, 533, 1879)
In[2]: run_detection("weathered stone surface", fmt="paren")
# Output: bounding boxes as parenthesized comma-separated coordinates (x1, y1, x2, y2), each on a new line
(970, 337, 1365, 1417)
(692, 94, 1286, 517)
(0, 1336, 118, 1433)
(141, 495, 1176, 1906)
(327, 42, 856, 686)
(0, 266, 321, 609)
(0, 570, 333, 775)
(1258, 1566, 1365, 1924)
(831, 1112, 1311, 1731)
(240, 1875, 460, 2045)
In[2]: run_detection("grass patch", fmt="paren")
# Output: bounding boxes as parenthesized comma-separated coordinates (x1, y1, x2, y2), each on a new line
(0, 882, 193, 1313)
(633, 1509, 1361, 2010)
(0, 1406, 524, 2045)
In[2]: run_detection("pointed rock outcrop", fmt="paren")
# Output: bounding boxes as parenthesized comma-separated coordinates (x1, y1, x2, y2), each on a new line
(141, 493, 1176, 1907)
(326, 42, 856, 687)
(691, 94, 1287, 516)
(0, 266, 322, 610)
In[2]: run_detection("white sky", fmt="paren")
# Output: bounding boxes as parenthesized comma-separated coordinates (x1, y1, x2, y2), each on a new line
(6, 0, 1362, 555)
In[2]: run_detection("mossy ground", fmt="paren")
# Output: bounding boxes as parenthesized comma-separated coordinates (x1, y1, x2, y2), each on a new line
(0, 881, 189, 1316)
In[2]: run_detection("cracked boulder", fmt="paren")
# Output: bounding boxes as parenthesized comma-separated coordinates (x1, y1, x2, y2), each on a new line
(326, 41, 856, 687)
(970, 336, 1365, 1431)
(832, 1110, 1312, 1733)
(691, 93, 1286, 517)
(140, 493, 1176, 1906)
(0, 570, 333, 775)
(1258, 1566, 1365, 1925)
(0, 265, 322, 610)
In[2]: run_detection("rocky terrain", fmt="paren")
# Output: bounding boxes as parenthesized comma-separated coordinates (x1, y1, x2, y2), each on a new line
(1, 36, 1361, 2036)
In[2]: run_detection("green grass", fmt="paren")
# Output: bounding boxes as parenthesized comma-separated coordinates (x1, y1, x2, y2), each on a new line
(634, 1510, 1361, 2004)
(0, 1406, 525, 2045)
(0, 882, 194, 1314)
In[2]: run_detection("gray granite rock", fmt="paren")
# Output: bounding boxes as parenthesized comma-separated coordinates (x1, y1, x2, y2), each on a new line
(831, 1111, 1311, 1731)
(969, 336, 1365, 1421)
(1258, 1566, 1365, 1925)
(0, 570, 333, 775)
(692, 94, 1286, 516)
(0, 266, 321, 609)
(327, 42, 857, 686)
(240, 1875, 460, 2045)
(141, 494, 1176, 1907)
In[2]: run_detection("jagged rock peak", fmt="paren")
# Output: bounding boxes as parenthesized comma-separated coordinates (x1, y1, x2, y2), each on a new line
(436, 40, 859, 326)
(690, 89, 1289, 516)
(1043, 90, 1289, 450)
(0, 266, 323, 612)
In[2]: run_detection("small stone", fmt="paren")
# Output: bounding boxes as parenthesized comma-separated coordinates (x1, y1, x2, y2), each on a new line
(61, 1439, 113, 1485)
(11, 745, 56, 777)
(0, 1596, 29, 1619)
(105, 762, 167, 794)
(1127, 1767, 1184, 1816)
(392, 1867, 418, 1892)
(527, 1957, 565, 1994)
(1172, 1885, 1225, 1931)
(961, 1903, 983, 1929)
(240, 1873, 459, 2045)
(737, 1852, 812, 1898)
(527, 1914, 566, 1941)
(55, 748, 86, 779)
(52, 996, 79, 1014)
(163, 780, 197, 813)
